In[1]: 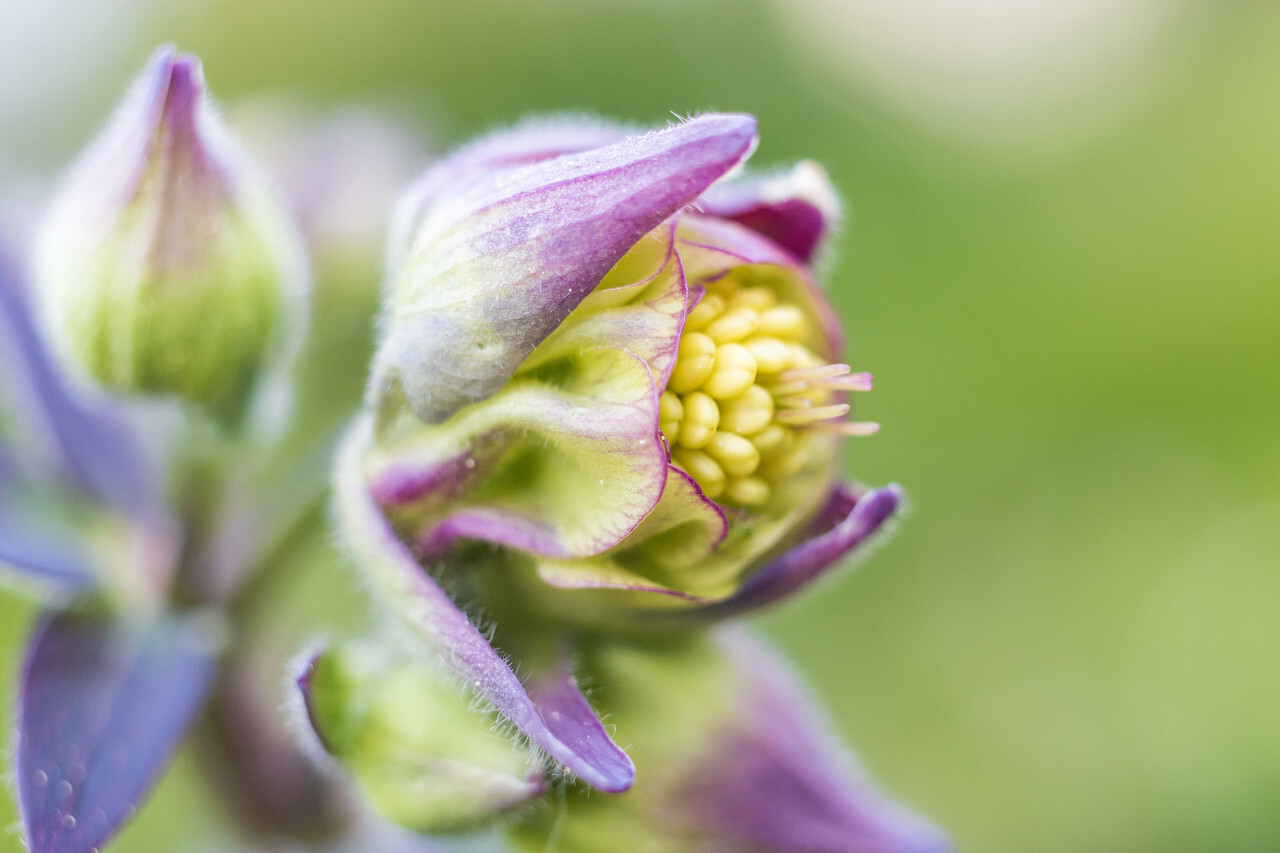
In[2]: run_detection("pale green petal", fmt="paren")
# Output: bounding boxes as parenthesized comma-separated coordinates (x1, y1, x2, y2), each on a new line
(372, 345, 667, 558)
(520, 249, 686, 385)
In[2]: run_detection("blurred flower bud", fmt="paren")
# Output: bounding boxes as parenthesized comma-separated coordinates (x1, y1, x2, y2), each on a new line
(34, 47, 307, 429)
(299, 641, 547, 833)
(509, 630, 950, 853)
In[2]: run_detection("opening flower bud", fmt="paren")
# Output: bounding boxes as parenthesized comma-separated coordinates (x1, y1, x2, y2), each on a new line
(352, 115, 898, 621)
(300, 642, 546, 833)
(34, 47, 307, 428)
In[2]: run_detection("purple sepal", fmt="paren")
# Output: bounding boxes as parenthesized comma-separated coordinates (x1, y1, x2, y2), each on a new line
(16, 610, 219, 853)
(388, 116, 632, 265)
(0, 257, 160, 518)
(686, 484, 902, 621)
(523, 648, 637, 792)
(698, 161, 840, 265)
(376, 113, 758, 424)
(336, 426, 635, 792)
(668, 630, 950, 853)
(0, 507, 94, 592)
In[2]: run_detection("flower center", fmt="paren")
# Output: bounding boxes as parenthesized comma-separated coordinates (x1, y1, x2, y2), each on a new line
(658, 277, 876, 508)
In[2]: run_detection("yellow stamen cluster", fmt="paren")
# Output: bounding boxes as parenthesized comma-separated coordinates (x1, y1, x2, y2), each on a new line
(659, 278, 876, 508)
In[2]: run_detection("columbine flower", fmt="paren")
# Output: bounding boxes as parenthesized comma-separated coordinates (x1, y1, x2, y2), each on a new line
(325, 114, 910, 814)
(33, 46, 306, 428)
(355, 114, 898, 612)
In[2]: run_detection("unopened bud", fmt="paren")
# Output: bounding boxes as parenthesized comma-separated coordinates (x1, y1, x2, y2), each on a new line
(34, 47, 307, 428)
(299, 641, 547, 833)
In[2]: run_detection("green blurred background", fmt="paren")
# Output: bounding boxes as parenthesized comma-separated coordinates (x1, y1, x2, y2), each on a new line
(2, 1, 1278, 851)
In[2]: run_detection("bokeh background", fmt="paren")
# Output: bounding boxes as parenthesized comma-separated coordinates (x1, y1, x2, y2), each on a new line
(2, 1, 1278, 851)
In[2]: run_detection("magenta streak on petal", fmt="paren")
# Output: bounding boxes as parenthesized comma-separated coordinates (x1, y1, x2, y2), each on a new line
(669, 630, 951, 853)
(16, 611, 217, 853)
(677, 484, 902, 621)
(156, 54, 219, 187)
(336, 426, 635, 792)
(417, 507, 566, 560)
(369, 450, 480, 506)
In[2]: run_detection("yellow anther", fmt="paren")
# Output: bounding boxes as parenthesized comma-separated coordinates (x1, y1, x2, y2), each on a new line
(659, 391, 684, 422)
(683, 293, 726, 332)
(731, 287, 776, 311)
(743, 336, 791, 374)
(658, 391, 683, 443)
(750, 423, 791, 455)
(676, 391, 719, 449)
(723, 476, 770, 507)
(703, 343, 757, 399)
(704, 306, 759, 344)
(706, 276, 739, 300)
(718, 385, 774, 436)
(758, 435, 811, 479)
(706, 432, 761, 478)
(668, 332, 716, 393)
(672, 448, 726, 498)
(664, 280, 873, 509)
(757, 305, 807, 340)
(787, 342, 823, 369)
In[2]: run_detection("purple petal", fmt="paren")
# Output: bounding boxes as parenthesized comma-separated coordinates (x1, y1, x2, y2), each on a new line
(0, 502, 95, 592)
(375, 113, 758, 424)
(685, 484, 902, 620)
(336, 423, 635, 792)
(0, 254, 160, 517)
(665, 629, 950, 853)
(699, 161, 841, 264)
(523, 648, 638, 792)
(16, 610, 219, 853)
(388, 116, 632, 267)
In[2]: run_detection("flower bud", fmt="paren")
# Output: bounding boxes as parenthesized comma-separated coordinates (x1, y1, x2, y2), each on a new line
(299, 641, 547, 833)
(34, 47, 307, 428)
(508, 630, 951, 853)
(356, 115, 896, 622)
(324, 115, 919, 831)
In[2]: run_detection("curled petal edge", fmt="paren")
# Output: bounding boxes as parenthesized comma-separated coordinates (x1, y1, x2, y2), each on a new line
(334, 417, 635, 792)
(669, 483, 903, 622)
(698, 160, 841, 265)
